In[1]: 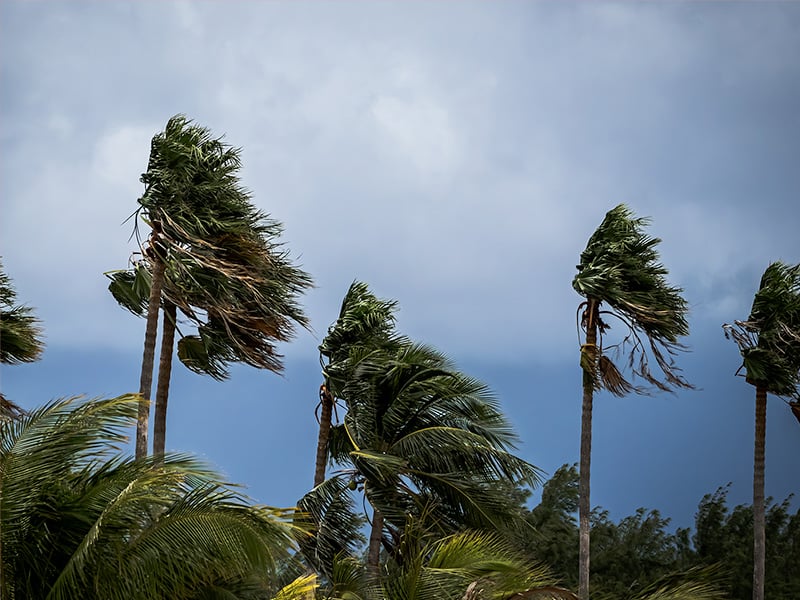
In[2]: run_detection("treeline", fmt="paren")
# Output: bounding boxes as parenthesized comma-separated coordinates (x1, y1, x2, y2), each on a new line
(515, 465, 800, 600)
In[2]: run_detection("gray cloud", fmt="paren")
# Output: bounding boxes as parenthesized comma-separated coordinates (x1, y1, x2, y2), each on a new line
(2, 1, 798, 365)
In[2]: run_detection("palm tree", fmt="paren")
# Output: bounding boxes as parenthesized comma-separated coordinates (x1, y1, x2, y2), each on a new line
(315, 281, 400, 487)
(0, 260, 45, 420)
(112, 114, 311, 458)
(572, 204, 692, 600)
(303, 340, 541, 574)
(723, 261, 800, 600)
(0, 393, 309, 599)
(0, 260, 44, 366)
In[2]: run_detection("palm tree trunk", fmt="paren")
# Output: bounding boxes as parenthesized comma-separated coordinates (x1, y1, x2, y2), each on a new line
(0, 501, 4, 600)
(752, 384, 767, 600)
(137, 252, 166, 459)
(367, 507, 384, 574)
(314, 383, 334, 487)
(579, 298, 599, 600)
(153, 301, 177, 458)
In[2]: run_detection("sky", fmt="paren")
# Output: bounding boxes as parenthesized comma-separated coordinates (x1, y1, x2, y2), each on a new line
(1, 1, 799, 531)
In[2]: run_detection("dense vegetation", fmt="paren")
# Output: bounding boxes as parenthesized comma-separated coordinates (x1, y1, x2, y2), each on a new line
(516, 465, 800, 600)
(2, 116, 798, 599)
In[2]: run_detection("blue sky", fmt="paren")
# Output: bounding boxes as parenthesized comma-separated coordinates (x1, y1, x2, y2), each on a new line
(1, 1, 799, 530)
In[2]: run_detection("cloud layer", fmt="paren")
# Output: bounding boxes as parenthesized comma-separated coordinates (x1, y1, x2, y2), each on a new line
(2, 2, 798, 362)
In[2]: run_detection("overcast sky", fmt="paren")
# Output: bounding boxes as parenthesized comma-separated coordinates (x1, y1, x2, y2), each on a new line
(2, 1, 799, 529)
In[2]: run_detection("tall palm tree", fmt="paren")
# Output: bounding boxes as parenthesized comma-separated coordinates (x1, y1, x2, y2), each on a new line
(723, 261, 800, 600)
(0, 393, 308, 599)
(314, 281, 400, 487)
(572, 204, 692, 600)
(0, 260, 45, 420)
(303, 341, 541, 574)
(113, 114, 311, 458)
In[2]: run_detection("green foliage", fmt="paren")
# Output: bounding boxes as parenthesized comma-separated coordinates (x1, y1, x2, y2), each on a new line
(0, 259, 44, 365)
(379, 514, 573, 600)
(590, 508, 688, 598)
(512, 467, 798, 600)
(302, 284, 541, 580)
(319, 281, 400, 368)
(693, 486, 800, 599)
(573, 204, 692, 394)
(296, 475, 367, 579)
(724, 261, 800, 399)
(0, 395, 302, 599)
(512, 465, 579, 590)
(109, 114, 313, 380)
(333, 342, 541, 532)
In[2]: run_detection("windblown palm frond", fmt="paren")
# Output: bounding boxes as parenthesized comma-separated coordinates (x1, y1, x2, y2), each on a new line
(0, 259, 44, 365)
(381, 514, 573, 600)
(573, 204, 692, 394)
(602, 566, 726, 600)
(320, 281, 400, 366)
(296, 474, 366, 578)
(724, 261, 800, 399)
(1, 394, 299, 600)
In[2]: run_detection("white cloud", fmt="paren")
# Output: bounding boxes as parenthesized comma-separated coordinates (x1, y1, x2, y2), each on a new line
(370, 93, 460, 176)
(91, 125, 154, 189)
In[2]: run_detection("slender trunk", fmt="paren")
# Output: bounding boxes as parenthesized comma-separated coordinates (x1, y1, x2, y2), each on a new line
(579, 298, 599, 600)
(752, 384, 767, 600)
(0, 479, 4, 600)
(314, 383, 334, 487)
(153, 302, 177, 458)
(137, 251, 166, 459)
(367, 507, 384, 574)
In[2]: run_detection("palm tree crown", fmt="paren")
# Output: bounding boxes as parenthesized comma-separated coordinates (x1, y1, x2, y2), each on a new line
(724, 261, 800, 399)
(573, 203, 692, 394)
(125, 114, 312, 378)
(0, 260, 44, 366)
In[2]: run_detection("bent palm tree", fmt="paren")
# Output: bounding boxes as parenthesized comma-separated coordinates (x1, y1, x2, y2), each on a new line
(315, 281, 400, 486)
(0, 260, 44, 366)
(303, 340, 541, 575)
(723, 261, 800, 600)
(0, 394, 305, 599)
(572, 204, 692, 600)
(0, 260, 45, 420)
(113, 114, 311, 458)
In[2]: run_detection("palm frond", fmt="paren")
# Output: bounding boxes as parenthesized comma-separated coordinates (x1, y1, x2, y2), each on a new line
(628, 566, 727, 600)
(271, 573, 318, 600)
(2, 395, 298, 599)
(320, 280, 399, 365)
(381, 520, 568, 600)
(296, 475, 365, 577)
